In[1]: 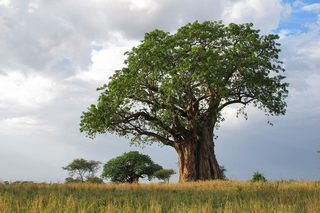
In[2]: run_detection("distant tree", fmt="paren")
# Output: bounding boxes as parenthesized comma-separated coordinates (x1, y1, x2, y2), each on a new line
(63, 158, 101, 182)
(251, 171, 267, 182)
(220, 166, 227, 180)
(12, 181, 34, 184)
(154, 169, 176, 183)
(102, 151, 163, 183)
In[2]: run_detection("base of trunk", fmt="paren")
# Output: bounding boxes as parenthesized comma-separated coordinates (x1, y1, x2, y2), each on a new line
(176, 128, 223, 182)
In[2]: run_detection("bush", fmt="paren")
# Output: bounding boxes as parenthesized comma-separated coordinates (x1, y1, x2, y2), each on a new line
(251, 171, 267, 182)
(86, 176, 104, 184)
(65, 177, 82, 183)
(12, 181, 35, 184)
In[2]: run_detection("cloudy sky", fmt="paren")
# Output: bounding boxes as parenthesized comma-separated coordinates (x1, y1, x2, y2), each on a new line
(0, 0, 319, 182)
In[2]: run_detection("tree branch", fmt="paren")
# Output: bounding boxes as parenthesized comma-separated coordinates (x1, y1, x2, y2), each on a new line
(124, 123, 175, 147)
(218, 97, 255, 111)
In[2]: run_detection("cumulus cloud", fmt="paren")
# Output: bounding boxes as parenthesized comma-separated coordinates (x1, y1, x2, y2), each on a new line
(70, 32, 139, 83)
(302, 3, 320, 13)
(280, 22, 320, 90)
(0, 0, 10, 7)
(0, 0, 288, 77)
(0, 115, 57, 136)
(0, 71, 56, 109)
(221, 0, 284, 33)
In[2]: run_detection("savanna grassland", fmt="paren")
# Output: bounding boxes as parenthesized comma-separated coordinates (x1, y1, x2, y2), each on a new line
(0, 181, 319, 213)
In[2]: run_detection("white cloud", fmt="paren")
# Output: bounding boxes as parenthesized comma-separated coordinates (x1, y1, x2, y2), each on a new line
(277, 21, 320, 124)
(221, 0, 284, 33)
(70, 32, 139, 83)
(2, 116, 39, 126)
(0, 71, 57, 109)
(278, 29, 291, 39)
(280, 23, 320, 79)
(0, 0, 10, 7)
(0, 115, 57, 135)
(221, 106, 248, 128)
(127, 0, 158, 12)
(281, 3, 292, 19)
(300, 42, 320, 60)
(302, 3, 320, 13)
(0, 0, 286, 79)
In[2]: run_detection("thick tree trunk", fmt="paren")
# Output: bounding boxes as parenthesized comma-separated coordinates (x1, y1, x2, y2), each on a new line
(175, 127, 222, 182)
(128, 176, 140, 183)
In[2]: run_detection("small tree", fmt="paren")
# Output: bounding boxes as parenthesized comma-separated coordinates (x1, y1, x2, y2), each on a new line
(154, 169, 175, 183)
(63, 158, 101, 182)
(220, 166, 227, 180)
(251, 171, 267, 182)
(102, 151, 162, 183)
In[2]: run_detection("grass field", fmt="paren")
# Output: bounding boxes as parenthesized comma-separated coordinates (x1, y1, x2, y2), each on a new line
(0, 180, 319, 212)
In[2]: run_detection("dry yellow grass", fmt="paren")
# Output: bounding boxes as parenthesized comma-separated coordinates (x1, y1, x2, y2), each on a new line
(0, 180, 319, 212)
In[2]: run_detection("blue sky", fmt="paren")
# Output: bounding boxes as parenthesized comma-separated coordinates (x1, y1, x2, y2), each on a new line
(0, 0, 319, 182)
(276, 0, 320, 34)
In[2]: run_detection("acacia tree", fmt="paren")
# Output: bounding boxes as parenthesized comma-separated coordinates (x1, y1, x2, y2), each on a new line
(63, 158, 101, 182)
(80, 21, 288, 182)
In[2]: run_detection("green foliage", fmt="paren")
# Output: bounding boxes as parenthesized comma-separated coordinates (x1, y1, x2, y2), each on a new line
(64, 177, 81, 183)
(63, 158, 101, 182)
(80, 21, 288, 148)
(86, 176, 104, 184)
(11, 181, 35, 184)
(154, 169, 176, 182)
(251, 171, 267, 182)
(102, 151, 162, 183)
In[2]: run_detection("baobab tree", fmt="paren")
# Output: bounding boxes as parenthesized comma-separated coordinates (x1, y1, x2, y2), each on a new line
(80, 21, 288, 182)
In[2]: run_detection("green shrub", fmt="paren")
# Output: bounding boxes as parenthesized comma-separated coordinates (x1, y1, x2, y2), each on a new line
(251, 171, 267, 182)
(65, 177, 81, 183)
(86, 176, 104, 184)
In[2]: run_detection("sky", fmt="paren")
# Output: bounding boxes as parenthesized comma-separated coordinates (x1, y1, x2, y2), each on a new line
(0, 0, 319, 183)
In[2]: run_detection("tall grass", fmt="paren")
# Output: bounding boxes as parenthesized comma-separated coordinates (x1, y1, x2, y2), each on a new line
(0, 180, 319, 212)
